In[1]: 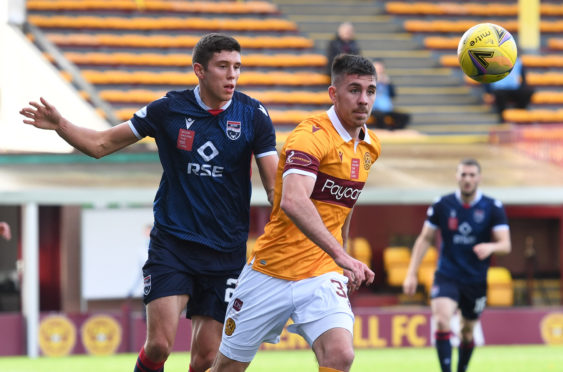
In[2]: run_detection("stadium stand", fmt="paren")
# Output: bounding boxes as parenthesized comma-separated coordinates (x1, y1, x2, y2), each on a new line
(274, 0, 523, 140)
(25, 0, 332, 132)
(382, 246, 410, 287)
(388, 0, 563, 126)
(487, 266, 514, 307)
(348, 237, 373, 269)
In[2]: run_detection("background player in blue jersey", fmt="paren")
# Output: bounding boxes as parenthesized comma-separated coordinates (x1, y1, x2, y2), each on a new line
(403, 158, 511, 372)
(20, 34, 279, 372)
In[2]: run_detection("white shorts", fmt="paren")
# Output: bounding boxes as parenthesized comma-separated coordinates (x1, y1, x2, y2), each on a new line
(219, 263, 354, 363)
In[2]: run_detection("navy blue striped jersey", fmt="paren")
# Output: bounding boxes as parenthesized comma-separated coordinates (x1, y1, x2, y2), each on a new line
(129, 88, 277, 252)
(425, 191, 509, 283)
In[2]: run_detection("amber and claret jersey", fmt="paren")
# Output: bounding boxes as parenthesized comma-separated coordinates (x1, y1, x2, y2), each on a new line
(251, 107, 381, 281)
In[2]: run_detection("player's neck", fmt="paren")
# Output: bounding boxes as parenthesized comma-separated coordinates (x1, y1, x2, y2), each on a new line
(197, 87, 229, 110)
(460, 192, 476, 205)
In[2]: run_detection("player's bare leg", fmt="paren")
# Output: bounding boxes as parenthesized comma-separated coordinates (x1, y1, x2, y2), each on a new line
(431, 297, 458, 372)
(312, 328, 354, 372)
(190, 316, 223, 372)
(210, 351, 250, 372)
(135, 294, 189, 371)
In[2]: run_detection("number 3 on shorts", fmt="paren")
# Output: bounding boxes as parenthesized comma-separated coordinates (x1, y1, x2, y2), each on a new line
(331, 279, 348, 298)
(224, 278, 238, 303)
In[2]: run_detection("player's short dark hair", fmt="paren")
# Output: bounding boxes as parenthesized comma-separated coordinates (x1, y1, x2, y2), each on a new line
(331, 54, 377, 85)
(459, 158, 481, 172)
(192, 33, 241, 69)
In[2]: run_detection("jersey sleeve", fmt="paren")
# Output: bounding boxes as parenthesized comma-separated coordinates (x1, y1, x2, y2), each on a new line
(491, 199, 509, 230)
(282, 122, 328, 178)
(425, 197, 442, 228)
(251, 102, 277, 158)
(129, 96, 169, 139)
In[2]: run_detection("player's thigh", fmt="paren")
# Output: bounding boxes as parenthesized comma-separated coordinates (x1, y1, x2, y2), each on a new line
(289, 272, 354, 346)
(219, 264, 293, 362)
(146, 294, 189, 343)
(431, 297, 458, 327)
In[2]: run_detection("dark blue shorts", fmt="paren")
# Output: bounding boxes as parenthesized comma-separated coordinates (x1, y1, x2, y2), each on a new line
(430, 272, 487, 320)
(142, 226, 244, 323)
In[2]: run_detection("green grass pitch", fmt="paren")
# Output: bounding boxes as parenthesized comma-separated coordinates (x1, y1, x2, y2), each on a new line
(1, 345, 563, 372)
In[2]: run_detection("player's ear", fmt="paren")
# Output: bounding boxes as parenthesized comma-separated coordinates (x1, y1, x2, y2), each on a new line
(193, 62, 205, 79)
(328, 85, 337, 104)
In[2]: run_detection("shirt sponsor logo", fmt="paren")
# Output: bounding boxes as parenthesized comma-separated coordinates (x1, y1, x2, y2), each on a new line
(321, 179, 363, 200)
(310, 173, 365, 208)
(187, 141, 224, 177)
(226, 121, 241, 140)
(453, 222, 476, 245)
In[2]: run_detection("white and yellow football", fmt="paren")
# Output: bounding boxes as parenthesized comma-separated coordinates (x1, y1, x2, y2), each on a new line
(457, 23, 518, 83)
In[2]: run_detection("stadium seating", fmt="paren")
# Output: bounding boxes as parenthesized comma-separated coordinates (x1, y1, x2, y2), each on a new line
(25, 0, 331, 129)
(383, 246, 411, 287)
(386, 2, 563, 17)
(348, 237, 373, 268)
(399, 2, 563, 127)
(487, 266, 514, 306)
(26, 0, 280, 14)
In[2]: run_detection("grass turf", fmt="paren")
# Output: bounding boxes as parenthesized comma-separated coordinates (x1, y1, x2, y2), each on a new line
(1, 345, 563, 372)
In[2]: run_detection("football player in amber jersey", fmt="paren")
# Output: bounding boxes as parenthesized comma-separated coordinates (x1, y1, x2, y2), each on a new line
(403, 158, 511, 372)
(20, 34, 279, 372)
(210, 54, 380, 372)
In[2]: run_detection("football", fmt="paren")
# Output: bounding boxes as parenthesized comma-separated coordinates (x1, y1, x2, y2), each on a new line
(457, 23, 518, 83)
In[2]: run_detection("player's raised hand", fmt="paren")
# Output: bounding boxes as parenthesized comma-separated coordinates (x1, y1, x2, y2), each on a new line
(20, 97, 63, 131)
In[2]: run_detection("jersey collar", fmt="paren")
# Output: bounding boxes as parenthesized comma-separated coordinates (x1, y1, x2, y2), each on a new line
(327, 106, 371, 144)
(455, 189, 483, 207)
(194, 85, 232, 112)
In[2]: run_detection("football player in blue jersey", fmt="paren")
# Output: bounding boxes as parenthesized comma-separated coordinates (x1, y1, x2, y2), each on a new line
(403, 158, 511, 372)
(20, 33, 279, 372)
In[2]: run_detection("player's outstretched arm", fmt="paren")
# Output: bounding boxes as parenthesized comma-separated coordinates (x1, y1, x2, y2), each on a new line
(403, 223, 435, 296)
(20, 97, 139, 158)
(280, 173, 374, 290)
(255, 153, 279, 205)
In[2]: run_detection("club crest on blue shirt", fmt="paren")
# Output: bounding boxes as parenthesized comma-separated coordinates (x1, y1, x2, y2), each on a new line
(226, 120, 241, 140)
(473, 209, 485, 223)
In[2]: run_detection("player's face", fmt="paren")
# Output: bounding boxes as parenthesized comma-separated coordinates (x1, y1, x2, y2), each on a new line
(194, 50, 241, 109)
(329, 73, 376, 134)
(456, 164, 481, 197)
